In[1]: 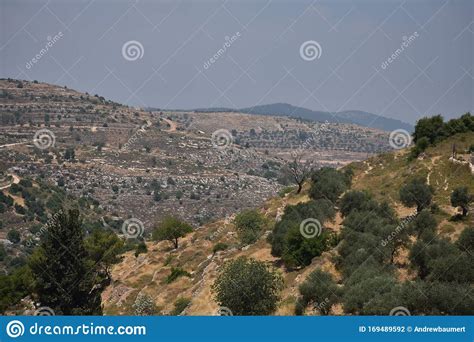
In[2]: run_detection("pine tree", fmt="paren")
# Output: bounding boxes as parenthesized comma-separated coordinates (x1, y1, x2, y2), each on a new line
(29, 209, 102, 315)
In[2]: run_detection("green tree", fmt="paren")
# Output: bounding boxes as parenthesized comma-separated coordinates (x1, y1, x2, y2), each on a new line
(410, 136, 430, 159)
(29, 209, 102, 315)
(409, 210, 437, 239)
(401, 281, 474, 315)
(270, 199, 335, 256)
(457, 227, 474, 254)
(450, 186, 472, 216)
(234, 209, 268, 245)
(281, 225, 330, 268)
(152, 216, 192, 249)
(339, 190, 374, 217)
(0, 266, 33, 313)
(342, 270, 397, 315)
(212, 257, 283, 315)
(84, 229, 124, 281)
(309, 168, 350, 203)
(7, 229, 21, 244)
(409, 238, 458, 280)
(399, 177, 433, 213)
(413, 115, 445, 144)
(297, 269, 340, 315)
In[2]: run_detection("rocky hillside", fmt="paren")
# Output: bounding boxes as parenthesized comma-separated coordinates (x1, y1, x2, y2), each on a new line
(103, 132, 473, 315)
(0, 78, 392, 247)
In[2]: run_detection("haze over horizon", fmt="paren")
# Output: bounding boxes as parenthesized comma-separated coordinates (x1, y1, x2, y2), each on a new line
(1, 0, 473, 125)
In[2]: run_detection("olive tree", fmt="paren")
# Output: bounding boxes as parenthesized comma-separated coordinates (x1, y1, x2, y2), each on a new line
(450, 186, 472, 217)
(212, 257, 283, 315)
(152, 216, 192, 249)
(399, 177, 433, 213)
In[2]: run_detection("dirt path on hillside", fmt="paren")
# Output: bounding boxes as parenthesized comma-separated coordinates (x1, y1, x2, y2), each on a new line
(0, 174, 20, 190)
(162, 118, 177, 132)
(0, 142, 27, 149)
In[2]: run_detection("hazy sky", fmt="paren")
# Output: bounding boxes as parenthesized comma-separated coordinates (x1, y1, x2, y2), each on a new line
(1, 0, 472, 124)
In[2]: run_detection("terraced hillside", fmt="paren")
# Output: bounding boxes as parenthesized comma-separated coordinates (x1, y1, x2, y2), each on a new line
(103, 132, 473, 315)
(0, 79, 392, 256)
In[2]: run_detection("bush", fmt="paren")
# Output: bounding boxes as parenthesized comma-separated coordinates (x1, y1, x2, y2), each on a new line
(270, 199, 335, 267)
(166, 267, 191, 284)
(212, 257, 283, 315)
(212, 242, 228, 254)
(171, 297, 191, 315)
(134, 242, 147, 257)
(133, 293, 157, 316)
(7, 229, 21, 243)
(234, 209, 268, 245)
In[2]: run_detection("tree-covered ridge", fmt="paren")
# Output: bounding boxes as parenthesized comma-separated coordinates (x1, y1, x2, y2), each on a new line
(411, 113, 474, 158)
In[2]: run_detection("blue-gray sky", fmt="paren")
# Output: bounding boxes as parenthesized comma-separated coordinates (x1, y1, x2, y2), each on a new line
(1, 0, 473, 124)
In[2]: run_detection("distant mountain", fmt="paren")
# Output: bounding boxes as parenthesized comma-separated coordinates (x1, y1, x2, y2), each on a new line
(193, 103, 414, 132)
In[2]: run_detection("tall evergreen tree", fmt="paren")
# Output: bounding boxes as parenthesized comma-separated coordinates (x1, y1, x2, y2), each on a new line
(29, 209, 102, 315)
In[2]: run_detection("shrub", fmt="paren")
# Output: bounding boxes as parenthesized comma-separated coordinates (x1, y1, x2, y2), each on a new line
(7, 229, 21, 244)
(171, 297, 191, 315)
(212, 242, 228, 254)
(166, 267, 191, 284)
(134, 242, 147, 257)
(133, 293, 157, 316)
(234, 209, 268, 245)
(270, 199, 335, 267)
